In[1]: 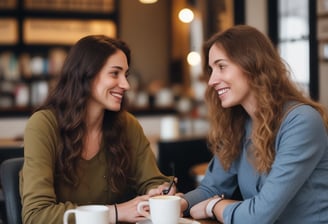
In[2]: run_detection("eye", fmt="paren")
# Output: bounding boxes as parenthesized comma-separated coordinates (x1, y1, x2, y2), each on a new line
(218, 63, 226, 70)
(206, 66, 212, 76)
(125, 70, 130, 78)
(109, 70, 120, 77)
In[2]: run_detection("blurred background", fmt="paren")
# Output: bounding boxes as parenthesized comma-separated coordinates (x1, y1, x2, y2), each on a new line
(0, 0, 327, 139)
(0, 0, 327, 208)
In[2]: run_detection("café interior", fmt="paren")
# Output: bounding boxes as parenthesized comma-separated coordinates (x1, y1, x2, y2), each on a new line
(0, 0, 327, 223)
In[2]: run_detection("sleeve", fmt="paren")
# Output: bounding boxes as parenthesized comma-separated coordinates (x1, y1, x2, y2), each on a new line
(125, 113, 171, 194)
(223, 105, 327, 223)
(20, 110, 76, 224)
(183, 156, 238, 212)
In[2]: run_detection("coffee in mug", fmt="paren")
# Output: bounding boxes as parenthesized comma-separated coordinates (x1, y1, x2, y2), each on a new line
(63, 205, 109, 224)
(137, 195, 181, 224)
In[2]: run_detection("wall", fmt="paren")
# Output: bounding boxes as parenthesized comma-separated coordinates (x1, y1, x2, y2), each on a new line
(0, 118, 28, 139)
(118, 0, 170, 88)
(245, 0, 267, 33)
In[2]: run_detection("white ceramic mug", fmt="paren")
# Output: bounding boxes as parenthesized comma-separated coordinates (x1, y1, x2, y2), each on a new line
(137, 195, 181, 224)
(63, 205, 109, 224)
(160, 116, 180, 140)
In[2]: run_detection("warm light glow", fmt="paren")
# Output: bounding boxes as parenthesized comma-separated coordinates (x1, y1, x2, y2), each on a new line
(178, 8, 194, 23)
(187, 51, 201, 66)
(139, 0, 158, 4)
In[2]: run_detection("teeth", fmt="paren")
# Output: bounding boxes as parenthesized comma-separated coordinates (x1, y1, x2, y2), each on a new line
(218, 88, 229, 96)
(111, 93, 123, 98)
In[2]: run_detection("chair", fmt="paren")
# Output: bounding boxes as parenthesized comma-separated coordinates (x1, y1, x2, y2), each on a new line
(157, 137, 213, 193)
(0, 157, 24, 224)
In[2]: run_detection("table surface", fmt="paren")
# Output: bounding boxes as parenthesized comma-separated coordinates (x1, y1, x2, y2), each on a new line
(0, 138, 24, 148)
(194, 218, 218, 223)
(127, 218, 219, 224)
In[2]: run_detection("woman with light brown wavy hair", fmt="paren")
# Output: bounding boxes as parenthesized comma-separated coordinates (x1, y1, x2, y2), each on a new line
(20, 35, 175, 224)
(180, 25, 328, 223)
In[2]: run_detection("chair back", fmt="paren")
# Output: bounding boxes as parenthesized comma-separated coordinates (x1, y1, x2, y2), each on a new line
(157, 137, 212, 193)
(0, 157, 24, 224)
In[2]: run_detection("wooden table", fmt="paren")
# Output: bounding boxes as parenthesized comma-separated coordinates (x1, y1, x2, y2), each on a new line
(122, 218, 220, 224)
(195, 218, 219, 223)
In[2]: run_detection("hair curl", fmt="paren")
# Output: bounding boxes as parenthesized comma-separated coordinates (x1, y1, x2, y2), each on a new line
(38, 35, 133, 191)
(203, 25, 328, 173)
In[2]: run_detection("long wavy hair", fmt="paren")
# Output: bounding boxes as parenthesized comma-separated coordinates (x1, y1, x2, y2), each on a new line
(203, 25, 328, 173)
(37, 35, 133, 191)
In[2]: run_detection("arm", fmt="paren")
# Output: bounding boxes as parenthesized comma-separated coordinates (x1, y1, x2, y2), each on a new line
(216, 105, 327, 223)
(114, 113, 174, 223)
(21, 110, 76, 224)
(182, 156, 238, 214)
(125, 113, 172, 195)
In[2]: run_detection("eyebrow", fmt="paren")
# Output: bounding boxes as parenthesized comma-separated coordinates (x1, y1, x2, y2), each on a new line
(210, 58, 226, 66)
(110, 65, 123, 70)
(110, 65, 130, 74)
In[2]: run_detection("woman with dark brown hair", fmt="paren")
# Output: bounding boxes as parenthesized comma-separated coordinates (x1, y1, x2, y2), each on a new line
(20, 35, 175, 224)
(180, 25, 328, 223)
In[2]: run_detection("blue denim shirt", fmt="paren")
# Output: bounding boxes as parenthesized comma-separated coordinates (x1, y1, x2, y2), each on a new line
(183, 104, 328, 223)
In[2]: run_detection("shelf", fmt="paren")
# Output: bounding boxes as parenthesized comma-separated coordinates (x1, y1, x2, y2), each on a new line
(0, 107, 178, 118)
(0, 107, 33, 117)
(22, 10, 117, 20)
(0, 0, 118, 117)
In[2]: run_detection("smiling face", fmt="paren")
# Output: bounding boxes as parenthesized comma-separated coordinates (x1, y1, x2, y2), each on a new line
(89, 49, 130, 112)
(207, 44, 256, 115)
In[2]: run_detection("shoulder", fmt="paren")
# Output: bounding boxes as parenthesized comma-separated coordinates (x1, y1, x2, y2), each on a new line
(123, 111, 139, 124)
(278, 104, 327, 142)
(26, 109, 58, 130)
(284, 104, 323, 127)
(121, 111, 144, 134)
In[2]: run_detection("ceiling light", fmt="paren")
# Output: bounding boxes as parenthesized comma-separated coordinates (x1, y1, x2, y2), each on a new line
(187, 51, 201, 66)
(178, 8, 194, 23)
(139, 0, 158, 4)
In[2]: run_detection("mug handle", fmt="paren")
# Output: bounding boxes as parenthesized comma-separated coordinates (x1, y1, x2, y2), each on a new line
(137, 201, 151, 219)
(63, 209, 76, 224)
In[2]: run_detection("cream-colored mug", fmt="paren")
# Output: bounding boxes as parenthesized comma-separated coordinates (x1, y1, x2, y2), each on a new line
(63, 205, 109, 224)
(137, 195, 181, 224)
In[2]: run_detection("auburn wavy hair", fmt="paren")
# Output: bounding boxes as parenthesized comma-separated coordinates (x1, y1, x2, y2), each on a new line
(37, 35, 133, 191)
(203, 25, 328, 173)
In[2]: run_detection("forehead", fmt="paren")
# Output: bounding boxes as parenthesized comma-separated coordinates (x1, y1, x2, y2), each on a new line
(208, 44, 228, 63)
(104, 50, 128, 67)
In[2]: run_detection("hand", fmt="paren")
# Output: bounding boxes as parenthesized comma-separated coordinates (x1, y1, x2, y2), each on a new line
(190, 195, 219, 220)
(147, 177, 178, 196)
(178, 193, 188, 217)
(116, 195, 150, 223)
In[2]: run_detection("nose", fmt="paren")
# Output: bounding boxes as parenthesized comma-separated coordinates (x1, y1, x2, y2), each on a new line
(119, 76, 130, 90)
(208, 72, 219, 87)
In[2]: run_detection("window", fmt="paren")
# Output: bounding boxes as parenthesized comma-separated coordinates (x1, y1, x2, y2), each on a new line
(278, 0, 309, 94)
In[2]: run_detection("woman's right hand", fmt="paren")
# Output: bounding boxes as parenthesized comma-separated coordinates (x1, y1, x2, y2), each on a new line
(116, 195, 150, 223)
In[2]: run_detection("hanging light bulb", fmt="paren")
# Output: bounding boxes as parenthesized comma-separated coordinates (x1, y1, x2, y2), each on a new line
(187, 51, 201, 66)
(178, 8, 194, 23)
(139, 0, 158, 4)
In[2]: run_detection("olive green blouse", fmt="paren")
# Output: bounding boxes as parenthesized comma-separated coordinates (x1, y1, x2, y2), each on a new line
(20, 109, 170, 224)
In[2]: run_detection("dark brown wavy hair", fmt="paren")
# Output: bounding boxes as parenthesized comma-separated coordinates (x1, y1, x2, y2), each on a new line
(203, 25, 328, 173)
(37, 35, 132, 191)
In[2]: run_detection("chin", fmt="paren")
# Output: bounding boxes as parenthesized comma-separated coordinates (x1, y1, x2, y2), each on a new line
(106, 104, 122, 112)
(221, 102, 234, 108)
